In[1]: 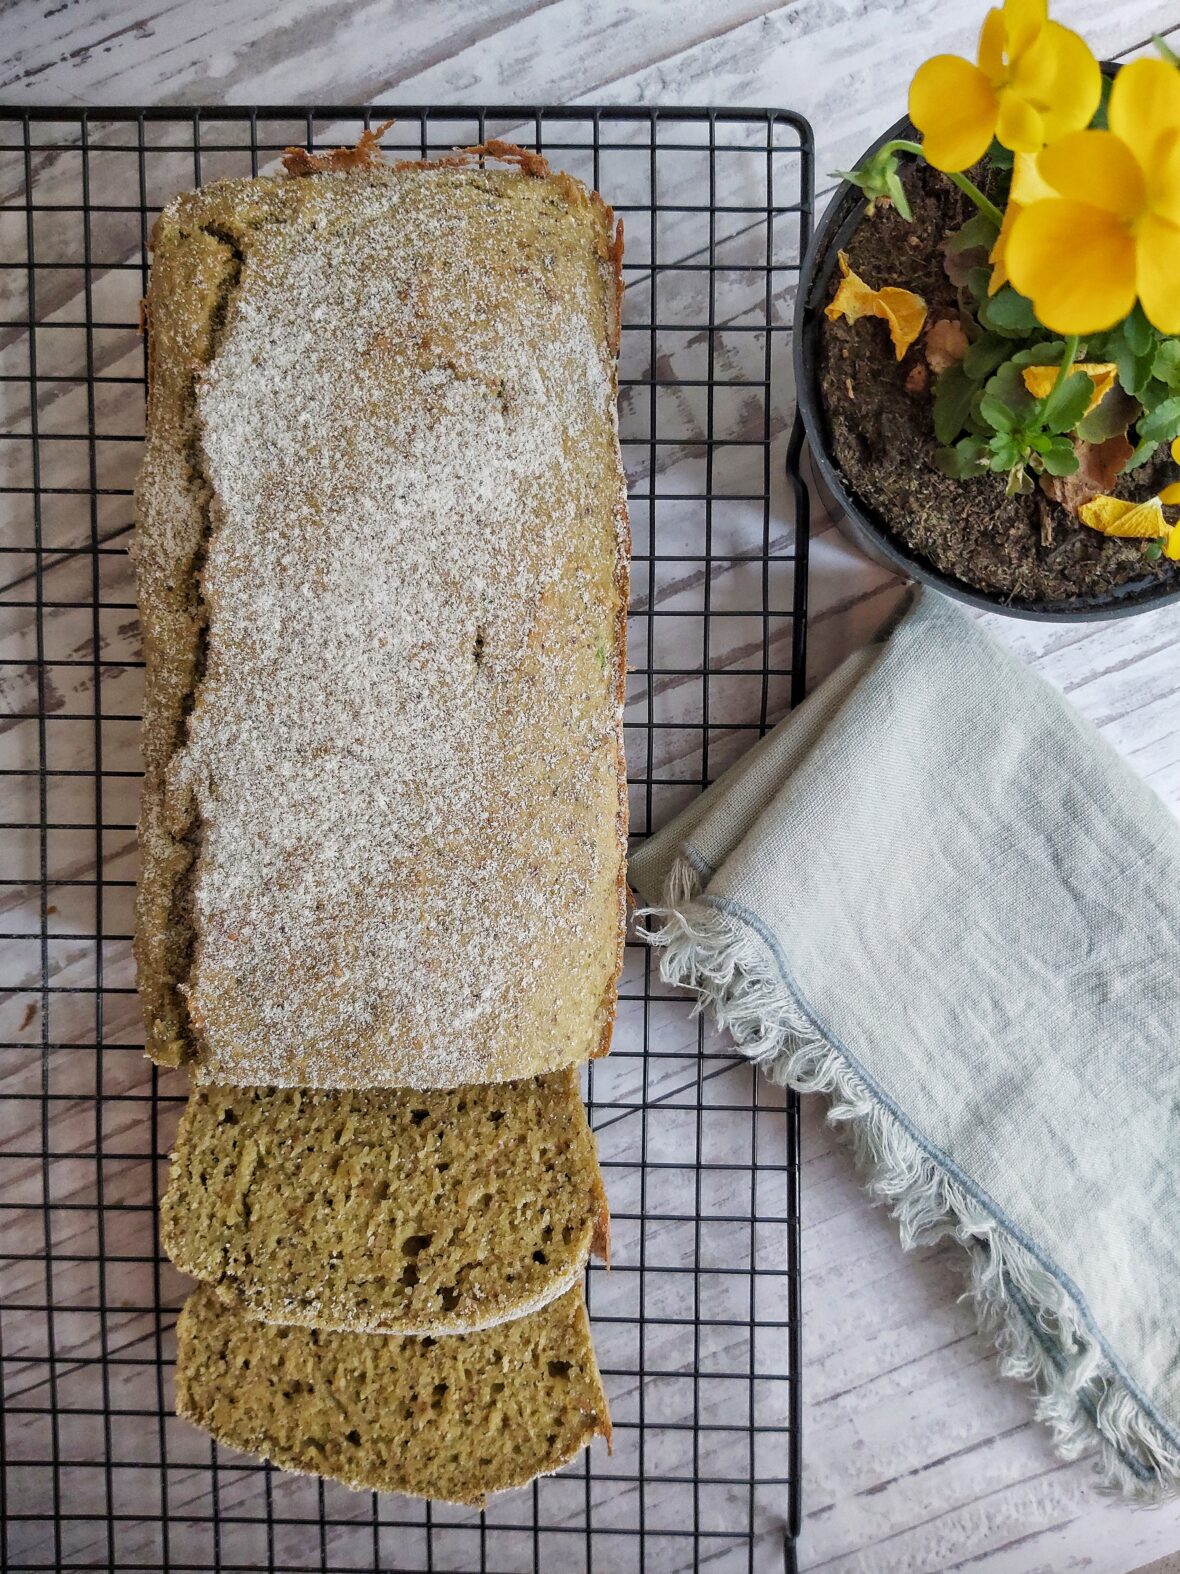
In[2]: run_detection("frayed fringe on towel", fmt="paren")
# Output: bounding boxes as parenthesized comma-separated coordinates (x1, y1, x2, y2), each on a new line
(638, 856, 1180, 1502)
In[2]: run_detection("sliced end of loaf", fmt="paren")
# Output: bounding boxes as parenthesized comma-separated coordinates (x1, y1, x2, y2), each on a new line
(175, 1283, 609, 1505)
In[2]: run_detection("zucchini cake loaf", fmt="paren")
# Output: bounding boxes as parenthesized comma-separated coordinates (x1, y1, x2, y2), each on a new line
(176, 1282, 610, 1505)
(133, 141, 629, 1088)
(161, 1071, 609, 1335)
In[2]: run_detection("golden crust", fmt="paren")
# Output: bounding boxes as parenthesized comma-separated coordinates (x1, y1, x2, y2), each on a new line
(133, 152, 629, 1088)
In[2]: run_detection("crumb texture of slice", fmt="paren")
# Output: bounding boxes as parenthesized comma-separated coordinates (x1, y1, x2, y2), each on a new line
(133, 159, 628, 1089)
(175, 1283, 610, 1505)
(161, 1071, 608, 1334)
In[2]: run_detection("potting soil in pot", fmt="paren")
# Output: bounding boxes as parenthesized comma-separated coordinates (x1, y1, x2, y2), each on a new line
(819, 162, 1180, 605)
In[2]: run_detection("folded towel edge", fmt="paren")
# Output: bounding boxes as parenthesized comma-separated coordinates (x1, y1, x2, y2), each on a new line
(636, 852, 1180, 1503)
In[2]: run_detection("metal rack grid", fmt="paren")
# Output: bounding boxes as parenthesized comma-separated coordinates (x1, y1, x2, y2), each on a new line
(0, 104, 812, 1573)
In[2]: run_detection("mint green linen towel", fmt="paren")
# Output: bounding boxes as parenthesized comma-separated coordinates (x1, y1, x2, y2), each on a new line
(630, 588, 1180, 1498)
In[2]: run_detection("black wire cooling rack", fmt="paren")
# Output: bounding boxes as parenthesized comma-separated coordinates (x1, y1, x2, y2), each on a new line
(0, 104, 813, 1574)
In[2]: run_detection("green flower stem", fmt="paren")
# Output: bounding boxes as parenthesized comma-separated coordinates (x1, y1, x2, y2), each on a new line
(1050, 330, 1088, 402)
(882, 139, 1004, 227)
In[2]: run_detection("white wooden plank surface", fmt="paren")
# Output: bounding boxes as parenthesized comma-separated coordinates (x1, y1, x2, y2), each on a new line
(1, 3, 1179, 1571)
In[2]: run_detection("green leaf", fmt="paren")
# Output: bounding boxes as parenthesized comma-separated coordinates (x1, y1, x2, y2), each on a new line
(979, 392, 1017, 433)
(988, 432, 1023, 469)
(985, 138, 1014, 171)
(1124, 437, 1159, 472)
(1125, 303, 1155, 358)
(932, 363, 978, 444)
(1038, 437, 1080, 477)
(961, 333, 1011, 381)
(946, 211, 1000, 255)
(1136, 394, 1180, 447)
(1076, 384, 1139, 445)
(978, 285, 1038, 337)
(1137, 376, 1173, 415)
(1042, 370, 1094, 435)
(1144, 539, 1165, 560)
(1010, 340, 1069, 367)
(884, 166, 912, 221)
(1153, 339, 1180, 390)
(964, 395, 990, 437)
(985, 359, 1036, 421)
(963, 264, 992, 305)
(1116, 343, 1156, 399)
(932, 436, 989, 480)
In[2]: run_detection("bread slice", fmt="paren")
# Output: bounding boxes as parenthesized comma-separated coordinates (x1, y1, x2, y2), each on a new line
(133, 142, 628, 1089)
(175, 1282, 610, 1505)
(161, 1070, 608, 1335)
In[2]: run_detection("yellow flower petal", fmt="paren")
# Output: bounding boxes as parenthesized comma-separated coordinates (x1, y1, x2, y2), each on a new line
(909, 55, 998, 172)
(1002, 0, 1048, 58)
(988, 201, 1018, 294)
(1010, 23, 1102, 143)
(1165, 522, 1180, 560)
(1149, 125, 1180, 227)
(824, 252, 928, 360)
(1136, 212, 1180, 336)
(1171, 437, 1180, 465)
(1157, 482, 1180, 505)
(1078, 494, 1168, 538)
(1006, 198, 1137, 334)
(978, 7, 1006, 83)
(1009, 150, 1055, 205)
(1109, 57, 1180, 168)
(1021, 361, 1118, 415)
(996, 90, 1044, 154)
(1037, 131, 1145, 220)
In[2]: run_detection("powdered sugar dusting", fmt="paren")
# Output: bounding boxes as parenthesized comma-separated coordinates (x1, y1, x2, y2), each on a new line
(153, 168, 627, 1088)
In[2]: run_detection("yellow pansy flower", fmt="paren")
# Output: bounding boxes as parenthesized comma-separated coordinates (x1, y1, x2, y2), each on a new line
(909, 0, 1100, 173)
(823, 252, 928, 360)
(989, 151, 1055, 292)
(1006, 59, 1180, 334)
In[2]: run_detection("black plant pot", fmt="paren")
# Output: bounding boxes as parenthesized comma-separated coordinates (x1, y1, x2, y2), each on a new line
(792, 111, 1180, 622)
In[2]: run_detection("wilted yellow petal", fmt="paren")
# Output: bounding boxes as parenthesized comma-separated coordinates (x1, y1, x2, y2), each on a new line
(1021, 361, 1118, 414)
(1012, 22, 1102, 143)
(1157, 482, 1180, 504)
(1038, 131, 1145, 220)
(1136, 212, 1180, 336)
(824, 252, 928, 360)
(1006, 198, 1137, 334)
(1078, 494, 1168, 538)
(1109, 58, 1180, 169)
(909, 55, 998, 172)
(1165, 522, 1180, 560)
(1009, 151, 1055, 205)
